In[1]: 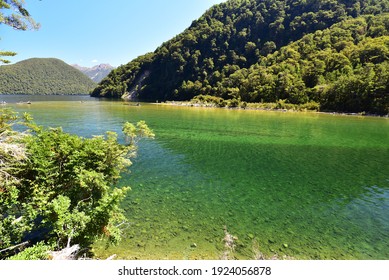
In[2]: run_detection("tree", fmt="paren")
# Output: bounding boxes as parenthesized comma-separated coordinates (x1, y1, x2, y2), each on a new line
(0, 0, 40, 63)
(92, 0, 389, 103)
(0, 109, 154, 259)
(0, 0, 39, 30)
(0, 49, 16, 64)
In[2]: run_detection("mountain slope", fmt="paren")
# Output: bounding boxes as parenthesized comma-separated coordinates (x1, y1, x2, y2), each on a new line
(221, 14, 389, 114)
(0, 58, 97, 95)
(91, 0, 389, 114)
(72, 64, 114, 83)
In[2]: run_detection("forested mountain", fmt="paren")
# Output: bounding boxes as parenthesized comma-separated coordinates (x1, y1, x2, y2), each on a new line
(217, 14, 389, 114)
(72, 64, 114, 83)
(0, 58, 96, 95)
(91, 0, 389, 114)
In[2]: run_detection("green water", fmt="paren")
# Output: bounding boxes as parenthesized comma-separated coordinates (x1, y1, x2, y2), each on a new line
(4, 96, 389, 259)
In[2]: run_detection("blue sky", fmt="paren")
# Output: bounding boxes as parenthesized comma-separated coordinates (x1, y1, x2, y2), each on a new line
(1, 0, 226, 67)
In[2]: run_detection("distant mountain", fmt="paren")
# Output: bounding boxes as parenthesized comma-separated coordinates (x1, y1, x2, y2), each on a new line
(0, 58, 97, 95)
(72, 64, 114, 83)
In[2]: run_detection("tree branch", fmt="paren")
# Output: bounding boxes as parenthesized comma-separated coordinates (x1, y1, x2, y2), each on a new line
(0, 241, 29, 254)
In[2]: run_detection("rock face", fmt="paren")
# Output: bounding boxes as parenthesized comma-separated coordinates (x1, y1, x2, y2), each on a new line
(121, 70, 151, 100)
(72, 64, 115, 83)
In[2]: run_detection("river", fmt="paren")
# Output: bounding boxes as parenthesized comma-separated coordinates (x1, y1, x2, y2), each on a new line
(2, 95, 389, 259)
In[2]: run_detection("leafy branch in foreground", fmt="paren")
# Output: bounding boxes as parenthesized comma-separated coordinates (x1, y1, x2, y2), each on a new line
(1, 0, 40, 64)
(0, 0, 40, 31)
(0, 109, 154, 259)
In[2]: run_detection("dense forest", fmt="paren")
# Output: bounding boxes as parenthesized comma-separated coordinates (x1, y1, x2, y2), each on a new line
(0, 58, 96, 94)
(91, 0, 389, 114)
(217, 14, 389, 114)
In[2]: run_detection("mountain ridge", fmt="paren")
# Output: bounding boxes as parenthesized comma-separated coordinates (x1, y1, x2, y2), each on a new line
(72, 63, 115, 83)
(0, 58, 96, 95)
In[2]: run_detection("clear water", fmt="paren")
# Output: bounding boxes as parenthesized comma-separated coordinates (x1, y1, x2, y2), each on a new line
(4, 95, 389, 259)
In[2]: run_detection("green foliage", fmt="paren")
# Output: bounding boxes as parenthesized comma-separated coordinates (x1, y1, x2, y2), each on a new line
(123, 120, 156, 145)
(0, 0, 40, 31)
(0, 109, 154, 259)
(247, 15, 389, 114)
(1, 0, 39, 64)
(0, 49, 16, 64)
(7, 242, 53, 260)
(92, 0, 389, 114)
(299, 101, 321, 111)
(0, 107, 18, 132)
(189, 94, 320, 111)
(227, 98, 240, 108)
(0, 58, 97, 94)
(91, 0, 389, 114)
(191, 94, 226, 107)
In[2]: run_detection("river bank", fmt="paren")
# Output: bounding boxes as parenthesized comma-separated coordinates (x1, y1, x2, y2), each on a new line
(152, 100, 389, 118)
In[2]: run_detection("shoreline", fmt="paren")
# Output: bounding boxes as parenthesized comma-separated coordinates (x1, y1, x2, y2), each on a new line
(0, 93, 90, 96)
(151, 101, 389, 118)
